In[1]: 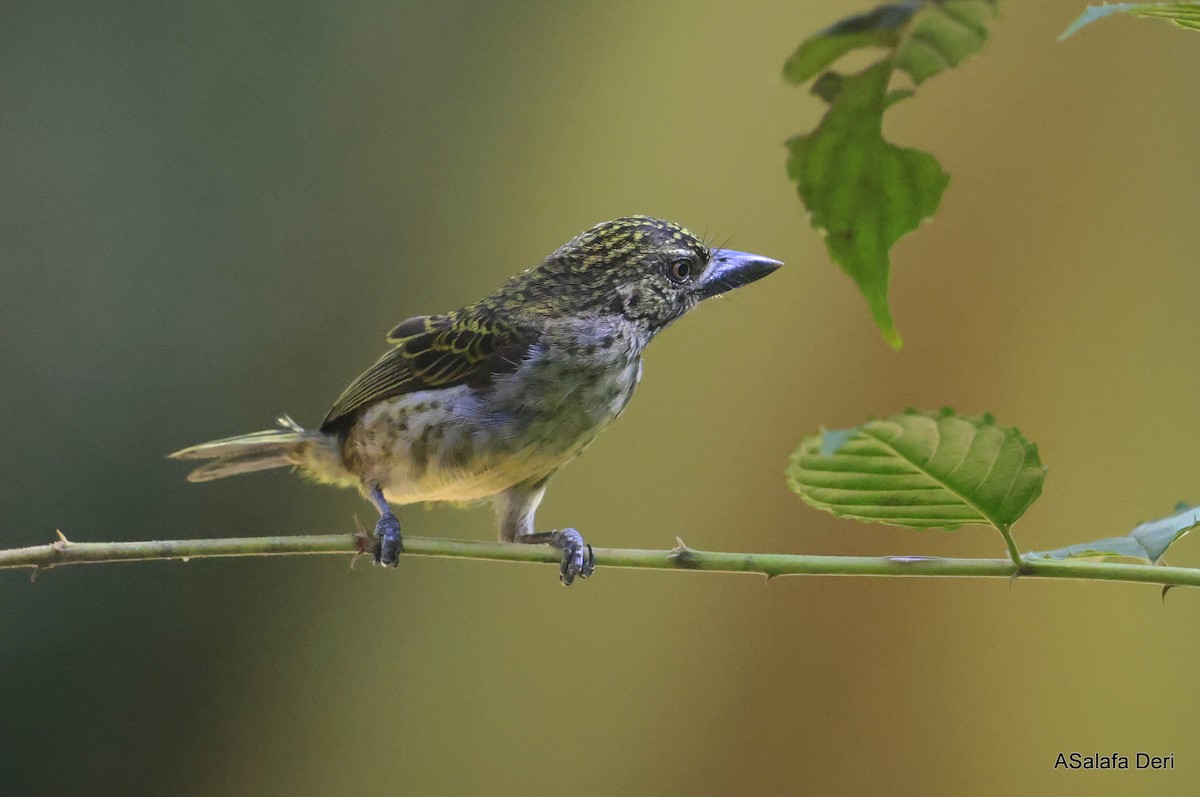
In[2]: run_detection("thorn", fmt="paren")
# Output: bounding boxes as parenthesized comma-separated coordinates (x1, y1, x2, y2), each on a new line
(351, 515, 375, 559)
(52, 529, 70, 553)
(55, 529, 70, 543)
(29, 566, 38, 583)
(668, 537, 698, 566)
(1162, 584, 1175, 604)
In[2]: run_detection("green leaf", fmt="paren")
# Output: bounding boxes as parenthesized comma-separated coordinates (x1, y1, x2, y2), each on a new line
(787, 409, 1045, 533)
(784, 1, 999, 348)
(1061, 3, 1200, 40)
(1026, 504, 1200, 564)
(897, 1, 998, 84)
(783, 5, 917, 84)
(787, 63, 948, 348)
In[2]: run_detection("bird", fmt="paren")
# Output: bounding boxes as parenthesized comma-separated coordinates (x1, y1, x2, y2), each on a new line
(170, 216, 782, 585)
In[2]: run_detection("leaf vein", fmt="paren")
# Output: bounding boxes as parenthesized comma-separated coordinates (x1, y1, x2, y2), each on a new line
(858, 425, 993, 527)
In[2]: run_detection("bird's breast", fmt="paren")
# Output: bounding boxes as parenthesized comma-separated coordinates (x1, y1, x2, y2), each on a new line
(485, 324, 644, 451)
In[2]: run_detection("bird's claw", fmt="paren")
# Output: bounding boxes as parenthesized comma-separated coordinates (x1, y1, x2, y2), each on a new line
(374, 514, 403, 567)
(555, 528, 595, 586)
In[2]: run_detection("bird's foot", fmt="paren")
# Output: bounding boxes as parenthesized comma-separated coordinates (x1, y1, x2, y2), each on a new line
(374, 513, 403, 567)
(520, 528, 595, 586)
(557, 529, 595, 586)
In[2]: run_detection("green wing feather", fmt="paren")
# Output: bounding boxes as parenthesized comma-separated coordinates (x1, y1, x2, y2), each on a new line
(320, 308, 539, 432)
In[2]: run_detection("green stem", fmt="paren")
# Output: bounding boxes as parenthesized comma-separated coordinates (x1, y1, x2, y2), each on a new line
(3, 532, 1200, 589)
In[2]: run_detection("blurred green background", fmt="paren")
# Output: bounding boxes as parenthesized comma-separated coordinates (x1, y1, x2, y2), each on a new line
(3, 2, 1199, 794)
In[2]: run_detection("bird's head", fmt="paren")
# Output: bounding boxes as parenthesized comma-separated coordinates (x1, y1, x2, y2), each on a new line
(511, 216, 782, 331)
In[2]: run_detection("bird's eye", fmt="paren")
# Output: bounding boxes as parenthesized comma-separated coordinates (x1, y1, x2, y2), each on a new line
(667, 258, 695, 283)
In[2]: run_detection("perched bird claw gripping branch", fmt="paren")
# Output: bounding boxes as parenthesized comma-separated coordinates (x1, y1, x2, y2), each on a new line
(170, 216, 782, 585)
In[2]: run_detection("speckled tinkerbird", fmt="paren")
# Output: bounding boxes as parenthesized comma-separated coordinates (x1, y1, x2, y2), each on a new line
(171, 216, 782, 584)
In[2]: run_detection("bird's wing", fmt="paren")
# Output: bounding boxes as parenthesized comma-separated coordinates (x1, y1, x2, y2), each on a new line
(320, 310, 539, 432)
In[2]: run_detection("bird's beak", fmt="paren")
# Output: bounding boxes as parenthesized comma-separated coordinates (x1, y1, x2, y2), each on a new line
(696, 249, 784, 299)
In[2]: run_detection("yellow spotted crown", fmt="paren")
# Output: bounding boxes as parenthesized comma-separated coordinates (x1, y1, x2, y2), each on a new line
(552, 216, 708, 270)
(480, 215, 712, 320)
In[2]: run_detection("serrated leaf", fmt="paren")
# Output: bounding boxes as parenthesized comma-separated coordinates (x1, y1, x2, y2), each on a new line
(787, 410, 1045, 533)
(784, 1, 998, 348)
(787, 63, 948, 348)
(1061, 3, 1200, 40)
(1026, 504, 1200, 564)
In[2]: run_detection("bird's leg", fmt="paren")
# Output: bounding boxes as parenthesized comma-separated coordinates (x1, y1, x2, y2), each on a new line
(368, 485, 403, 567)
(494, 478, 594, 586)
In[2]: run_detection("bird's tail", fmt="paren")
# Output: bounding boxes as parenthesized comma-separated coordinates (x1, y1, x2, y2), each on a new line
(169, 415, 323, 483)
